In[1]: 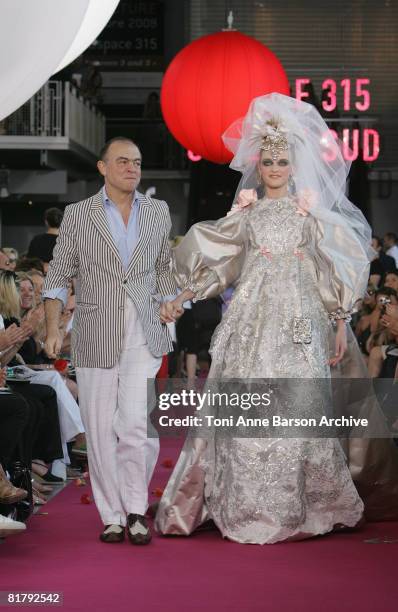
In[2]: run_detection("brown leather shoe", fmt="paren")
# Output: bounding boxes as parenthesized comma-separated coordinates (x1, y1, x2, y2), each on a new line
(99, 524, 125, 543)
(0, 465, 28, 505)
(126, 514, 152, 545)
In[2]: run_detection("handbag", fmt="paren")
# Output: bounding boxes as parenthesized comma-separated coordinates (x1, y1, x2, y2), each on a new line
(8, 461, 33, 522)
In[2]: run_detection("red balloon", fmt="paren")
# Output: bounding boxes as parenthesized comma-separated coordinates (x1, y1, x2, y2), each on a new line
(161, 31, 290, 164)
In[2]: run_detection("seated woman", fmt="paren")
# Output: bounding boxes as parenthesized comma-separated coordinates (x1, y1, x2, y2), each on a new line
(0, 271, 85, 482)
(0, 281, 63, 503)
(0, 367, 29, 505)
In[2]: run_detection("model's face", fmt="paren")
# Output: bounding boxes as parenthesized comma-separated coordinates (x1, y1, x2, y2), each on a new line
(258, 150, 291, 192)
(385, 274, 398, 292)
(20, 279, 35, 310)
(97, 141, 142, 195)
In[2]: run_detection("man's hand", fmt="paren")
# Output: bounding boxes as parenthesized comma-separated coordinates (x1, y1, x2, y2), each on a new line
(160, 300, 184, 324)
(44, 298, 64, 358)
(44, 332, 63, 359)
(329, 320, 347, 367)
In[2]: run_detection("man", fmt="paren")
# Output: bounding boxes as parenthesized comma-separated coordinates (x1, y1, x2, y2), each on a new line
(43, 137, 176, 545)
(27, 207, 64, 271)
(385, 271, 398, 293)
(370, 236, 396, 287)
(383, 232, 398, 268)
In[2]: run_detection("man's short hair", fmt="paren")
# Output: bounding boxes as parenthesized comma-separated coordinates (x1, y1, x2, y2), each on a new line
(99, 137, 139, 161)
(44, 207, 63, 229)
(384, 232, 398, 244)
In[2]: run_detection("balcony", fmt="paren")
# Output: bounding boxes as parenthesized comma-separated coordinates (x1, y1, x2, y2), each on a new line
(0, 81, 106, 174)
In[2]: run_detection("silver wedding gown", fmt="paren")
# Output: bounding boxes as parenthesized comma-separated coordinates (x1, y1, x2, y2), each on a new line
(155, 196, 396, 544)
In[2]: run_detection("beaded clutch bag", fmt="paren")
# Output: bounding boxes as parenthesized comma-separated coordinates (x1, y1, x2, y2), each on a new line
(293, 317, 312, 344)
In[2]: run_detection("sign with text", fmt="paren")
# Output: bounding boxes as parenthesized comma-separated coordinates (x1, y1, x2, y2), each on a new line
(295, 78, 379, 162)
(85, 0, 164, 71)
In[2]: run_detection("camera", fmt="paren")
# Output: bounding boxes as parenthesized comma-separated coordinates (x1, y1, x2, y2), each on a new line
(379, 296, 391, 315)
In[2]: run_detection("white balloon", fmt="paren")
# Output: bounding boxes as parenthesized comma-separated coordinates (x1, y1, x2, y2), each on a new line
(54, 0, 121, 73)
(0, 0, 90, 121)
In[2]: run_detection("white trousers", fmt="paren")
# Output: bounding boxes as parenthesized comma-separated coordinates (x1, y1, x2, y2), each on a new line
(76, 298, 162, 526)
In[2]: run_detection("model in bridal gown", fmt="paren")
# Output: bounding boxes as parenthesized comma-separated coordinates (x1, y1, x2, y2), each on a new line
(155, 195, 372, 544)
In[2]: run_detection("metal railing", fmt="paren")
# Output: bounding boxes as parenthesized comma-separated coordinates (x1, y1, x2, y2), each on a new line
(106, 117, 189, 170)
(0, 81, 105, 156)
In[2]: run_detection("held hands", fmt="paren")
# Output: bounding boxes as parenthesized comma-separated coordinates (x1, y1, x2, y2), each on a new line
(159, 289, 195, 323)
(329, 320, 347, 367)
(160, 300, 184, 324)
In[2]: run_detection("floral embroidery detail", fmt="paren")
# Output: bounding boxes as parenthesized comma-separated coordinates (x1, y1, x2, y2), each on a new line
(294, 188, 319, 216)
(293, 249, 304, 260)
(227, 189, 258, 216)
(259, 246, 272, 259)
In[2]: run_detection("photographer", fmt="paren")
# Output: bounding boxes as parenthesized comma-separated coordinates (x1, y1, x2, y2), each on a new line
(367, 287, 398, 378)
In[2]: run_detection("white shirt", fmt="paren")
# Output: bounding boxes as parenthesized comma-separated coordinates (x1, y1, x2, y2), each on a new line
(386, 245, 398, 268)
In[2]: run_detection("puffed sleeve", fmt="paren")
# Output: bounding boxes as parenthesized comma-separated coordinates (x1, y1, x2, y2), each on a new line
(172, 211, 248, 301)
(303, 215, 370, 321)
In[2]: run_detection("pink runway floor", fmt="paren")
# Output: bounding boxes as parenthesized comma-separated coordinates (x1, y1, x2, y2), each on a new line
(1, 439, 397, 612)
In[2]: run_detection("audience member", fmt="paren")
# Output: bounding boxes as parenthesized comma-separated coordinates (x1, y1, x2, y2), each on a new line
(383, 232, 398, 268)
(0, 248, 13, 271)
(1, 248, 18, 271)
(371, 236, 396, 280)
(27, 207, 63, 271)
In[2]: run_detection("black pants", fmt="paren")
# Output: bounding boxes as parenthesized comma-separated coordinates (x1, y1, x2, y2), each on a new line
(7, 382, 63, 465)
(0, 391, 30, 467)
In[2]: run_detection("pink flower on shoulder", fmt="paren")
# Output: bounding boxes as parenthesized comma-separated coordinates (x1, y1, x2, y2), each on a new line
(295, 188, 318, 216)
(227, 189, 257, 216)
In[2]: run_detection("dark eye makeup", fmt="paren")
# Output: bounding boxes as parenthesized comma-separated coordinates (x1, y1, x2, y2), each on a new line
(261, 158, 290, 167)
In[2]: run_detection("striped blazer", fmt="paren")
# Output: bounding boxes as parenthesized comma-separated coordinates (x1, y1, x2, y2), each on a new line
(44, 189, 176, 367)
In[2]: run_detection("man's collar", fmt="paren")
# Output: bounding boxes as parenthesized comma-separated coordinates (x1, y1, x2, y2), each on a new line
(102, 186, 141, 208)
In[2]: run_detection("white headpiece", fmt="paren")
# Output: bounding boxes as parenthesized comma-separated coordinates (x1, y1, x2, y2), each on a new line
(222, 92, 374, 264)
